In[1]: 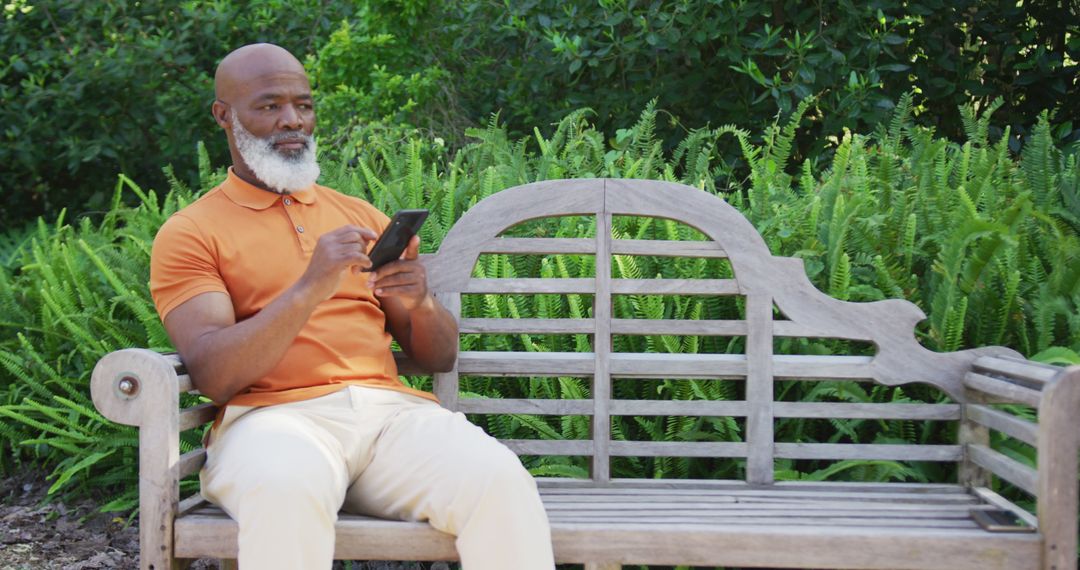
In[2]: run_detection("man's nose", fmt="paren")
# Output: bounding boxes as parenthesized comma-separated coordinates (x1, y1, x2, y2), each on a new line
(278, 104, 304, 130)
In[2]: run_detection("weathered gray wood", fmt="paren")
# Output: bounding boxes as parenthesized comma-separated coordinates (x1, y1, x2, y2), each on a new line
(591, 207, 613, 483)
(178, 402, 217, 432)
(482, 237, 595, 255)
(432, 292, 461, 411)
(608, 441, 748, 458)
(973, 355, 1059, 386)
(460, 318, 594, 334)
(176, 494, 208, 517)
(178, 449, 207, 479)
(745, 293, 774, 484)
(500, 439, 594, 455)
(94, 179, 1075, 570)
(163, 352, 186, 376)
(1037, 365, 1080, 570)
(610, 318, 748, 336)
(773, 402, 961, 420)
(536, 478, 968, 494)
(464, 278, 595, 294)
(546, 516, 978, 528)
(609, 278, 740, 296)
(458, 398, 594, 415)
(965, 404, 1038, 446)
(91, 348, 183, 570)
(456, 351, 880, 379)
(963, 372, 1042, 406)
(176, 374, 194, 395)
(610, 238, 726, 258)
(774, 443, 962, 461)
(174, 512, 1042, 569)
(972, 487, 1038, 528)
(537, 486, 979, 503)
(958, 404, 992, 488)
(968, 444, 1038, 496)
(608, 399, 748, 416)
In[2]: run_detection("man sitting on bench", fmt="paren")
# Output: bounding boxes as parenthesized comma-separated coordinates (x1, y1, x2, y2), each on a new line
(149, 42, 554, 570)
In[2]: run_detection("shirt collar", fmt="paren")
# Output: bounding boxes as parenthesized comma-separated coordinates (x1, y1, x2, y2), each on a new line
(220, 168, 318, 210)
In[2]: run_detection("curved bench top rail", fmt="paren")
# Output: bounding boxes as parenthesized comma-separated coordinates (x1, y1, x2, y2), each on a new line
(426, 178, 1018, 399)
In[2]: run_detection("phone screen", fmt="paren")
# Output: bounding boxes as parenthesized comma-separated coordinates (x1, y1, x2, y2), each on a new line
(363, 209, 429, 272)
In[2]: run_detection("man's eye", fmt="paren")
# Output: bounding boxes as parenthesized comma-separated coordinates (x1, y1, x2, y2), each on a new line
(261, 104, 278, 111)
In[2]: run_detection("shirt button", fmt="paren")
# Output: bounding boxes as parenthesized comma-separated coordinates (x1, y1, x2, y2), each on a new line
(284, 198, 293, 206)
(296, 225, 305, 233)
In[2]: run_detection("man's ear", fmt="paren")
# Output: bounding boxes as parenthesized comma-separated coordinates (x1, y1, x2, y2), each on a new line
(211, 100, 230, 129)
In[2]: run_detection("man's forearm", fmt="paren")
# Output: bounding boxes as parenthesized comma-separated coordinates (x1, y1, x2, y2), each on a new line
(402, 294, 459, 373)
(187, 287, 319, 404)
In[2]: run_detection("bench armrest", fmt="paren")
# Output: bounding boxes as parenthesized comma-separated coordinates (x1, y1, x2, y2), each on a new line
(960, 357, 1078, 570)
(91, 348, 193, 570)
(1037, 365, 1080, 570)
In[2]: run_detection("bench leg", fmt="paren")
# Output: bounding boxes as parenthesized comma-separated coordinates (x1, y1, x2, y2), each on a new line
(584, 564, 620, 570)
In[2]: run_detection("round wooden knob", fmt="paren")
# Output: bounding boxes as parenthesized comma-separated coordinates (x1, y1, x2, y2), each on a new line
(118, 376, 140, 396)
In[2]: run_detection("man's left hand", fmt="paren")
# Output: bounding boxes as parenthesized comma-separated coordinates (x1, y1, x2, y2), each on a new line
(368, 235, 431, 311)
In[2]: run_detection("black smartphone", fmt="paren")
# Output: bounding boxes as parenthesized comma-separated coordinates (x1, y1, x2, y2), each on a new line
(971, 508, 1035, 532)
(363, 209, 429, 272)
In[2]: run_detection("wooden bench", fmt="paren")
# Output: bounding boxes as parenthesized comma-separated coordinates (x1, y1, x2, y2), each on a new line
(91, 178, 1079, 570)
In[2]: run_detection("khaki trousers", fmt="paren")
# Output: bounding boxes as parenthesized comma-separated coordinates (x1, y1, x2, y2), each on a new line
(200, 386, 554, 569)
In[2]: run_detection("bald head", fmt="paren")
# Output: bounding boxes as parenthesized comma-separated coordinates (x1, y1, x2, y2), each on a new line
(211, 43, 318, 193)
(214, 43, 308, 103)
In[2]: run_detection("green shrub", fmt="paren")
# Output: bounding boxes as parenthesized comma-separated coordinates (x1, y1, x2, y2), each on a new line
(1, 104, 1077, 508)
(0, 0, 359, 225)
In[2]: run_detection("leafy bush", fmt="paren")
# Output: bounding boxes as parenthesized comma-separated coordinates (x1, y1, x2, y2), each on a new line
(1, 103, 1077, 508)
(314, 0, 1079, 158)
(7, 1, 1075, 226)
(0, 0, 359, 225)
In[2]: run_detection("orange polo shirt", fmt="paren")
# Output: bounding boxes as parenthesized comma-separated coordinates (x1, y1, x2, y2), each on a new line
(149, 169, 438, 409)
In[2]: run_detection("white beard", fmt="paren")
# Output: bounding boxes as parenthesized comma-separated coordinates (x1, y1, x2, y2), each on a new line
(230, 109, 320, 194)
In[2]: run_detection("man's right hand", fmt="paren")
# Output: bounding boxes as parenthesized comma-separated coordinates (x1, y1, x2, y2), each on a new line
(297, 225, 379, 302)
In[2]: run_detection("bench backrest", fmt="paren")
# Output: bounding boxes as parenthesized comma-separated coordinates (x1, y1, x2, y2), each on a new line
(415, 178, 1015, 484)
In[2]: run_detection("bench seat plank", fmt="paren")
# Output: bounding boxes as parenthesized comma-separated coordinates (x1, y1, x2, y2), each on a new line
(174, 484, 1038, 569)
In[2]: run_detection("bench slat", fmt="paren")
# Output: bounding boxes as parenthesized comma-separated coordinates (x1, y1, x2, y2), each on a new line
(611, 318, 748, 336)
(610, 279, 740, 296)
(500, 439, 593, 455)
(968, 444, 1038, 496)
(177, 373, 193, 394)
(609, 400, 748, 416)
(541, 499, 983, 512)
(965, 405, 1038, 446)
(174, 496, 1041, 569)
(774, 443, 962, 461)
(538, 487, 979, 503)
(178, 448, 207, 478)
(972, 356, 1059, 385)
(179, 402, 217, 432)
(458, 398, 594, 415)
(459, 318, 889, 339)
(774, 402, 961, 420)
(456, 352, 878, 379)
(463, 278, 739, 296)
(609, 441, 748, 458)
(964, 372, 1042, 406)
(482, 237, 595, 255)
(464, 278, 595, 294)
(611, 239, 727, 258)
(460, 318, 594, 334)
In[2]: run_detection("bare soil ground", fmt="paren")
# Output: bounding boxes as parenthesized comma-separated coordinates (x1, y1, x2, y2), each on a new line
(0, 471, 451, 569)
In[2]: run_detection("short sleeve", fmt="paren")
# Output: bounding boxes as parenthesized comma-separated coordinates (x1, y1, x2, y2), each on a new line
(150, 214, 229, 322)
